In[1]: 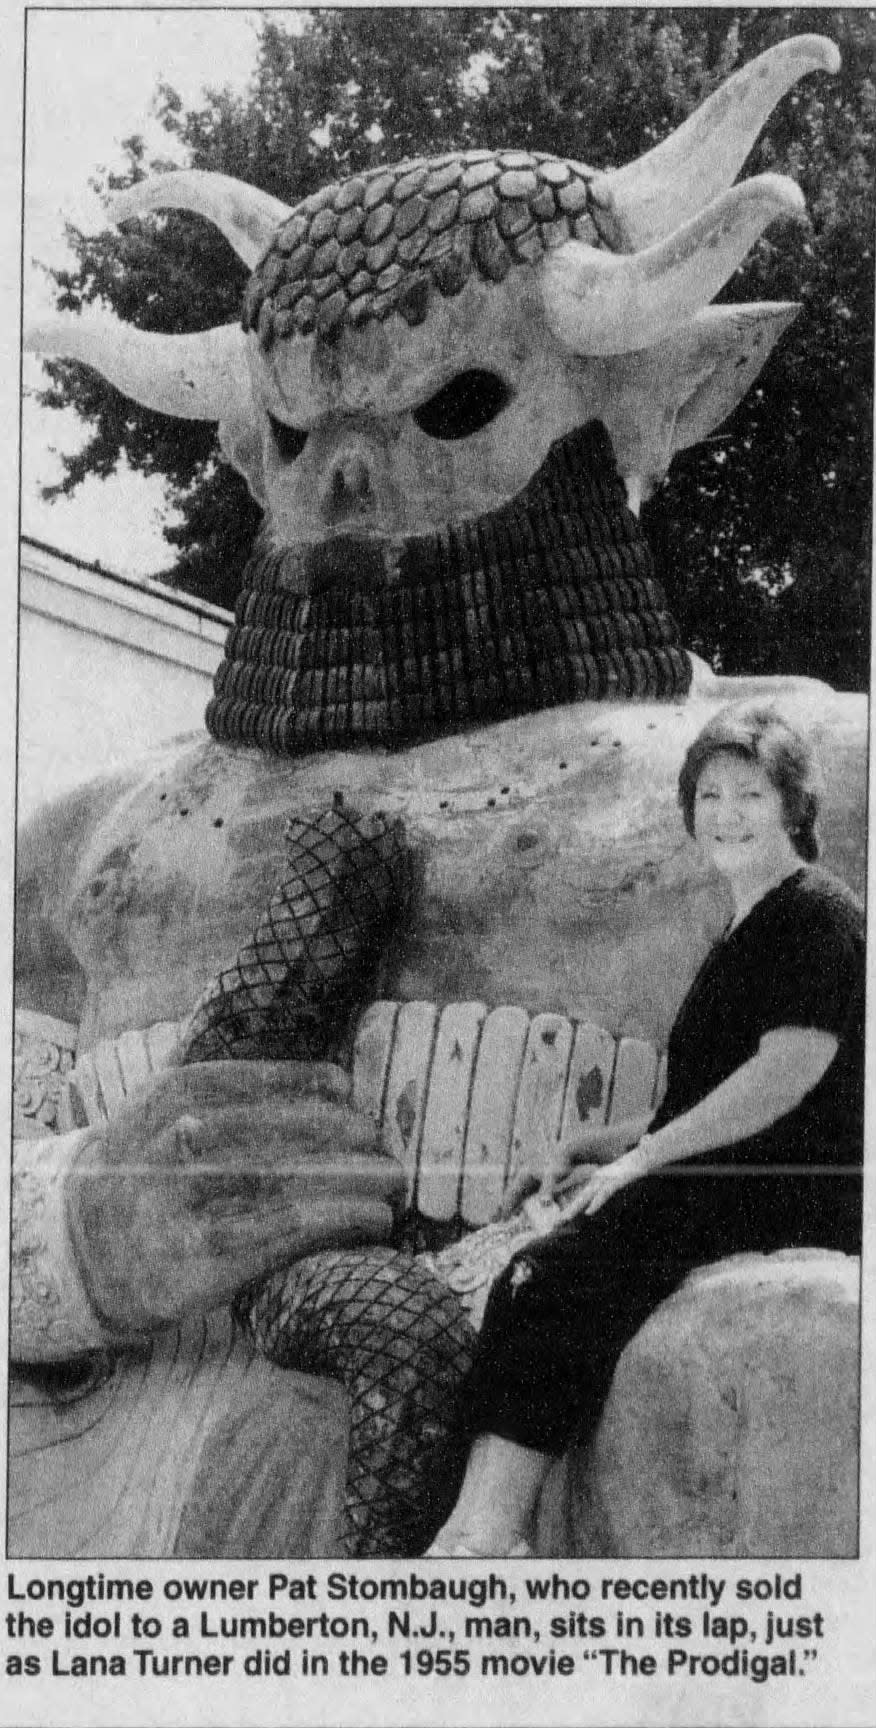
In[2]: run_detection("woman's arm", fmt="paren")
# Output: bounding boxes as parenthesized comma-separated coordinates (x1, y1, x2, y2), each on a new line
(567, 1026, 838, 1217)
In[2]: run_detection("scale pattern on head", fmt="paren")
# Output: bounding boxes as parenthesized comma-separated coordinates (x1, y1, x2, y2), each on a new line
(243, 151, 600, 345)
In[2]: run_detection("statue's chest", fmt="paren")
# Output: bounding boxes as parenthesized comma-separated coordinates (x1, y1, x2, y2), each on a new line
(64, 705, 719, 1048)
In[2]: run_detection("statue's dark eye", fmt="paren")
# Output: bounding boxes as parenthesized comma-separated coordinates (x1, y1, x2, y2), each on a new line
(413, 370, 512, 441)
(268, 414, 308, 461)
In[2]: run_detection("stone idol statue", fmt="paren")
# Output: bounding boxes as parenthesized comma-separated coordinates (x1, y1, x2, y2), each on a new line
(13, 35, 863, 1559)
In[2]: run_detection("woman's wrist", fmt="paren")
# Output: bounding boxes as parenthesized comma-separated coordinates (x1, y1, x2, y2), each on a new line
(629, 1132, 665, 1173)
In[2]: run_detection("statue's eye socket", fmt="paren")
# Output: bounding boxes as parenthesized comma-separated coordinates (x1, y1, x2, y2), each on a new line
(268, 414, 308, 462)
(413, 370, 512, 441)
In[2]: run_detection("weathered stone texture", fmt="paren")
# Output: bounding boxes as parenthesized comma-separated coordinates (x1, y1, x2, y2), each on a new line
(537, 1250, 860, 1557)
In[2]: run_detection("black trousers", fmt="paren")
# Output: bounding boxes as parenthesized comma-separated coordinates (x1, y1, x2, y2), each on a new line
(461, 1159, 861, 1455)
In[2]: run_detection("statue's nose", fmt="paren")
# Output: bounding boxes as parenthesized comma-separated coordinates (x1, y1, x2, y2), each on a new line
(322, 451, 375, 523)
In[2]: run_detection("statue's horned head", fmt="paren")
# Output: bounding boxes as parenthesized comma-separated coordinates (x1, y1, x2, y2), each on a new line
(28, 36, 838, 550)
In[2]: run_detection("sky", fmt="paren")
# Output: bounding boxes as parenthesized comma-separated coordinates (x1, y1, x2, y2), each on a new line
(21, 7, 271, 575)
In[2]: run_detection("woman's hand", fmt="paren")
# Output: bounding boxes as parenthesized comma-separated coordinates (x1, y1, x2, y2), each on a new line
(561, 1139, 655, 1219)
(502, 1116, 652, 1216)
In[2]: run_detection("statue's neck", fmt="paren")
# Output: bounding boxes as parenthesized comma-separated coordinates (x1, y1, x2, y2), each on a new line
(207, 423, 690, 757)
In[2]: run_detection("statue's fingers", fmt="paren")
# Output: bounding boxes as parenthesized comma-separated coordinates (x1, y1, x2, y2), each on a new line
(166, 1096, 381, 1175)
(118, 1059, 353, 1134)
(184, 1057, 353, 1104)
(188, 1152, 405, 1226)
(306, 1153, 406, 1205)
(250, 1094, 380, 1157)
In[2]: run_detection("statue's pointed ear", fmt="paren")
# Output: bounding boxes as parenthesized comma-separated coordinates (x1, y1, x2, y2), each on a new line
(604, 303, 798, 491)
(666, 302, 799, 454)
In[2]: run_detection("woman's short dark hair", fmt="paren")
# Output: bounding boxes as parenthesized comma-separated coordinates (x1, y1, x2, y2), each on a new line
(678, 703, 822, 861)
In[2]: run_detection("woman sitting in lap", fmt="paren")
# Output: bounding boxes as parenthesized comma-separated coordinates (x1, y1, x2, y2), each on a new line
(426, 702, 864, 1558)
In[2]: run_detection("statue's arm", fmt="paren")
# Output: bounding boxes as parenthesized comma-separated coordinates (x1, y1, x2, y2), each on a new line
(15, 777, 126, 1024)
(10, 790, 411, 1366)
(12, 787, 118, 1363)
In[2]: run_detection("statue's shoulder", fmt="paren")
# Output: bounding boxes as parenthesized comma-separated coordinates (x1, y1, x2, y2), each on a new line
(16, 763, 151, 1023)
(18, 731, 300, 863)
(15, 735, 223, 1020)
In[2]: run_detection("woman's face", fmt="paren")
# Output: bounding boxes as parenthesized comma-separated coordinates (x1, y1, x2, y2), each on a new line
(693, 751, 795, 877)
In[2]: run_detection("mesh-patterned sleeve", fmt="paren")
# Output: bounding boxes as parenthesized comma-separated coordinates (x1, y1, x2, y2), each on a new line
(175, 800, 411, 1065)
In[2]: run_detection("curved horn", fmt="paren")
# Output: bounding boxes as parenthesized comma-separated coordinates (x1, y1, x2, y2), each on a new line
(26, 314, 250, 421)
(590, 35, 839, 251)
(542, 174, 805, 357)
(107, 171, 293, 269)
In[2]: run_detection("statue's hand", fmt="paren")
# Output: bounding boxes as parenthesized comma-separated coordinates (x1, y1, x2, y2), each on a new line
(65, 1061, 403, 1337)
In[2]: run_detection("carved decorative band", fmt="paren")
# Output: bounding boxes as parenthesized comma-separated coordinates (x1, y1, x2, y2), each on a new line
(13, 1010, 78, 1139)
(10, 1129, 109, 1363)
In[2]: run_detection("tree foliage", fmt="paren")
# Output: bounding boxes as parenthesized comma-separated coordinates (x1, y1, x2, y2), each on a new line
(39, 7, 874, 685)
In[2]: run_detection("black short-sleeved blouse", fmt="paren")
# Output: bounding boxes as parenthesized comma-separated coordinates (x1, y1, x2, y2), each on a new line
(649, 867, 865, 1169)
